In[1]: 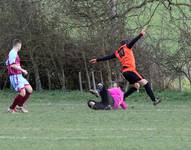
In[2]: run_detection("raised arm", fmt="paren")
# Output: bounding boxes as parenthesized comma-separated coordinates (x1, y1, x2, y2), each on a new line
(127, 27, 146, 49)
(89, 53, 116, 64)
(127, 33, 143, 49)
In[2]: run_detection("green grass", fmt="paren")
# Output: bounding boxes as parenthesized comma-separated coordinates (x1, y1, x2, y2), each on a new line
(0, 90, 191, 150)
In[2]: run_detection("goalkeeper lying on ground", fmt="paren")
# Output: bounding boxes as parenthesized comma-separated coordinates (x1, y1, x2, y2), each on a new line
(88, 82, 128, 110)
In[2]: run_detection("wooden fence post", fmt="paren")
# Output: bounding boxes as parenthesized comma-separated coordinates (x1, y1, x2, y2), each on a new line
(79, 72, 83, 92)
(91, 71, 96, 90)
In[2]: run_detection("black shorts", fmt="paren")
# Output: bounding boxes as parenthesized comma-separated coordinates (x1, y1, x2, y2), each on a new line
(122, 71, 143, 84)
(87, 100, 113, 110)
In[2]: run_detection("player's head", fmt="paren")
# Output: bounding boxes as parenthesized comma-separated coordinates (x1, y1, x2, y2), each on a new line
(12, 39, 22, 51)
(96, 83, 104, 92)
(120, 39, 128, 46)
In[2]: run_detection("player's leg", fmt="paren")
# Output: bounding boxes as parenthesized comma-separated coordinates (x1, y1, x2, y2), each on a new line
(8, 75, 26, 113)
(138, 79, 160, 105)
(9, 88, 26, 113)
(18, 84, 33, 107)
(17, 76, 33, 112)
(124, 83, 140, 98)
(88, 89, 106, 110)
(123, 71, 142, 99)
(120, 101, 128, 110)
(87, 100, 110, 110)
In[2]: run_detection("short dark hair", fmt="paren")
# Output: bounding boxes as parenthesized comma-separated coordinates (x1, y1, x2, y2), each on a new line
(12, 39, 22, 47)
(120, 39, 128, 46)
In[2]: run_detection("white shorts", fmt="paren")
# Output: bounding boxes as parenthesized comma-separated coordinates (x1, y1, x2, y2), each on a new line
(9, 74, 30, 92)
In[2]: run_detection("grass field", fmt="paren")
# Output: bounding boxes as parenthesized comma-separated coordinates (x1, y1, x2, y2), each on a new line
(0, 90, 191, 150)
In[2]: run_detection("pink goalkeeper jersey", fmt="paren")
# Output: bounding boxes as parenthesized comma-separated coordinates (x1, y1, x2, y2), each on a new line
(108, 87, 128, 110)
(6, 49, 22, 75)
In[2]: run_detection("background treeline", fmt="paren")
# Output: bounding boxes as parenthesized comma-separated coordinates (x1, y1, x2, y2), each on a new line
(0, 0, 191, 91)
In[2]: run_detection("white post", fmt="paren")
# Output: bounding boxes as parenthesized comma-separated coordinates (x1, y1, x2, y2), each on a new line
(91, 71, 96, 90)
(79, 72, 83, 92)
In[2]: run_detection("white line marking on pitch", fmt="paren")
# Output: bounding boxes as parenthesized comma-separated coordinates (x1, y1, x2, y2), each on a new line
(1, 127, 191, 132)
(0, 135, 190, 140)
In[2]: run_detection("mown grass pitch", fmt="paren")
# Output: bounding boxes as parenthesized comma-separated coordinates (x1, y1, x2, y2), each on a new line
(0, 90, 191, 150)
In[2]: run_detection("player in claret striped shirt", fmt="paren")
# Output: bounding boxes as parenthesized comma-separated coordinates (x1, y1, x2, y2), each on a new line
(6, 39, 33, 113)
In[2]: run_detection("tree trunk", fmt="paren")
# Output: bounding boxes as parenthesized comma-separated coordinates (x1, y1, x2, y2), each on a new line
(178, 74, 182, 92)
(108, 0, 119, 38)
(54, 44, 66, 91)
(60, 70, 66, 90)
(108, 0, 123, 82)
(57, 69, 66, 91)
(29, 47, 42, 91)
(46, 68, 51, 90)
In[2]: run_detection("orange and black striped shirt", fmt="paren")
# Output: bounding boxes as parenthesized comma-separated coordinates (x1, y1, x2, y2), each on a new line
(97, 33, 143, 72)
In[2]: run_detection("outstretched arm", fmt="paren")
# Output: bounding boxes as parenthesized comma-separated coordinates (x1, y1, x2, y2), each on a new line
(97, 53, 116, 62)
(127, 27, 146, 49)
(89, 53, 116, 64)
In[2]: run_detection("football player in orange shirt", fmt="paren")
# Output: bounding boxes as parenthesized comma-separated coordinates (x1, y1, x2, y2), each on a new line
(90, 27, 160, 105)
